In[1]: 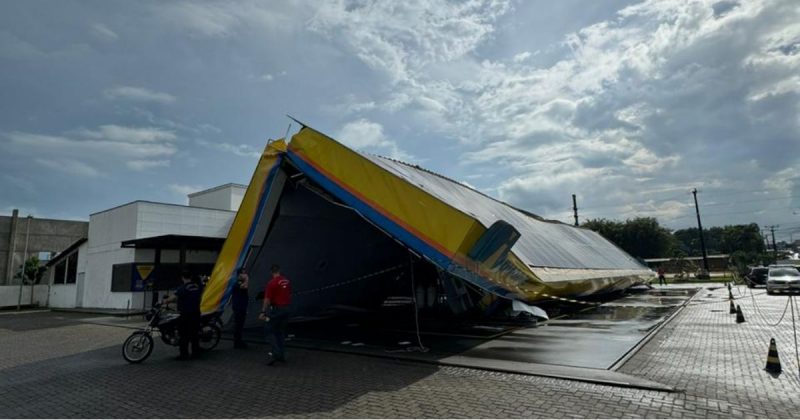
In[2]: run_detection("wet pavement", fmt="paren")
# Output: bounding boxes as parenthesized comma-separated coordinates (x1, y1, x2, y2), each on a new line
(4, 282, 800, 417)
(463, 288, 697, 369)
(237, 286, 698, 387)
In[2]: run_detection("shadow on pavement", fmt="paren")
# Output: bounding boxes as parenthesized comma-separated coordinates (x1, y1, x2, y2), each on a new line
(0, 338, 440, 418)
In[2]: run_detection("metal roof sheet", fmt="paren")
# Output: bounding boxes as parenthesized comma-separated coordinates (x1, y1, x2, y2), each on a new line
(364, 155, 647, 271)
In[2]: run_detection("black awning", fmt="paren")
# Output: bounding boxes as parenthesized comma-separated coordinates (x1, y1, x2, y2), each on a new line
(120, 234, 225, 251)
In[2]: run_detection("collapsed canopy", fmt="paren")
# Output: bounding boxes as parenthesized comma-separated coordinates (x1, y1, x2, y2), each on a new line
(201, 127, 652, 315)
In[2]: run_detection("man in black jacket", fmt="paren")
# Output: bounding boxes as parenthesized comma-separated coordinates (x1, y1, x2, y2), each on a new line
(164, 271, 202, 360)
(231, 268, 250, 349)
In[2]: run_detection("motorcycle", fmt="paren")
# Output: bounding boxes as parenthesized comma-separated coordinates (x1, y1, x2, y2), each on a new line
(122, 302, 222, 363)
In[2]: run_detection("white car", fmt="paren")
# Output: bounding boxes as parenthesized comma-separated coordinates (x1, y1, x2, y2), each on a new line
(766, 266, 800, 295)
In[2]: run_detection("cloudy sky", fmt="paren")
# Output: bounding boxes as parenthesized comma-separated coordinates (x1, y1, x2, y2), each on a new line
(1, 0, 799, 240)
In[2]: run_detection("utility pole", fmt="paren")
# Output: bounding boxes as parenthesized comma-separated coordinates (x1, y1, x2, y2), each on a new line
(766, 225, 778, 261)
(572, 194, 579, 226)
(691, 189, 710, 275)
(16, 215, 31, 311)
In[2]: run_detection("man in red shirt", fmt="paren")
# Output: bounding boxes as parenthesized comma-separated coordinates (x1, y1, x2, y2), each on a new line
(259, 264, 292, 365)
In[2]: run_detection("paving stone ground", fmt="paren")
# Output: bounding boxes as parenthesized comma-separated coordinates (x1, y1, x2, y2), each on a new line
(1, 284, 800, 418)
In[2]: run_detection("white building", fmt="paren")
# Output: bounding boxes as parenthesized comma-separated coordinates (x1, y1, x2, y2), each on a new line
(45, 184, 244, 310)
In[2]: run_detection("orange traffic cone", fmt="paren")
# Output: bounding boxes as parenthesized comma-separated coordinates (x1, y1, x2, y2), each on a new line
(765, 338, 782, 375)
(729, 299, 736, 314)
(735, 305, 746, 323)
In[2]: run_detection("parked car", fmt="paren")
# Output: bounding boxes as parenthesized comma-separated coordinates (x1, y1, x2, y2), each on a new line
(744, 266, 769, 288)
(766, 266, 800, 295)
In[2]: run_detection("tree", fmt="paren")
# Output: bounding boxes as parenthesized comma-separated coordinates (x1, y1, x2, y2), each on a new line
(14, 256, 47, 285)
(582, 217, 676, 259)
(673, 223, 765, 257)
(720, 223, 765, 255)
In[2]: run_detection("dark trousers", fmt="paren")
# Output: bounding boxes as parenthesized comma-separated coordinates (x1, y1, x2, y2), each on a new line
(264, 306, 290, 360)
(658, 275, 667, 286)
(233, 309, 247, 344)
(178, 313, 201, 357)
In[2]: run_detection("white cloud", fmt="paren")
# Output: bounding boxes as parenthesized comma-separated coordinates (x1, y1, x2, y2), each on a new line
(104, 86, 176, 104)
(763, 165, 800, 193)
(127, 160, 170, 171)
(308, 0, 798, 227)
(197, 140, 261, 158)
(90, 23, 118, 41)
(35, 158, 100, 177)
(2, 123, 180, 179)
(7, 131, 177, 159)
(77, 124, 177, 143)
(0, 31, 90, 60)
(155, 1, 296, 38)
(77, 125, 177, 143)
(168, 183, 205, 197)
(308, 0, 512, 85)
(512, 51, 532, 63)
(336, 119, 411, 161)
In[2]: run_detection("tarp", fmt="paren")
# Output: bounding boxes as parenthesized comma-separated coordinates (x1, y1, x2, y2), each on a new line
(201, 127, 652, 314)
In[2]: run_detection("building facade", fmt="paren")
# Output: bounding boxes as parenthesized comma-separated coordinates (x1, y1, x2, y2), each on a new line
(43, 183, 243, 310)
(0, 210, 88, 285)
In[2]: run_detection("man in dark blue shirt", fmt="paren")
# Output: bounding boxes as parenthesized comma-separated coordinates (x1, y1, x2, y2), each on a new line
(164, 271, 201, 360)
(231, 268, 249, 349)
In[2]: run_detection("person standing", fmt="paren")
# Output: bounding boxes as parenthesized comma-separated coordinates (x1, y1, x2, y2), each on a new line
(657, 266, 667, 286)
(258, 264, 291, 365)
(231, 268, 250, 349)
(163, 271, 202, 360)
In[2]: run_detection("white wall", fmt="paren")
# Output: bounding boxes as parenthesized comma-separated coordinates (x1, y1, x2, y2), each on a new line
(136, 202, 233, 238)
(79, 201, 235, 309)
(84, 203, 139, 309)
(0, 285, 48, 308)
(48, 284, 77, 308)
(188, 185, 245, 211)
(231, 188, 244, 211)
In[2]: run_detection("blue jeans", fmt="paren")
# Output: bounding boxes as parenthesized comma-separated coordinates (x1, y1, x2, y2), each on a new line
(264, 306, 290, 360)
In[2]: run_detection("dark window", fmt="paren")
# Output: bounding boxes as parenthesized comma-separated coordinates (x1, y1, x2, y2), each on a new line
(66, 253, 78, 284)
(111, 263, 133, 292)
(54, 260, 66, 284)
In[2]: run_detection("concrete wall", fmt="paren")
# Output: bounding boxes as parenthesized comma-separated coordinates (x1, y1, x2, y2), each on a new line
(0, 211, 88, 285)
(0, 285, 48, 308)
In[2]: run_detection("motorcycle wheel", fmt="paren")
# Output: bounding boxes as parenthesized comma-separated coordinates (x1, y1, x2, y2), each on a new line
(123, 331, 154, 363)
(199, 324, 221, 351)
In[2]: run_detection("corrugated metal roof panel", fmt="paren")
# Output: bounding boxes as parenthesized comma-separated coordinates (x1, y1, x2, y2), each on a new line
(364, 155, 646, 271)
